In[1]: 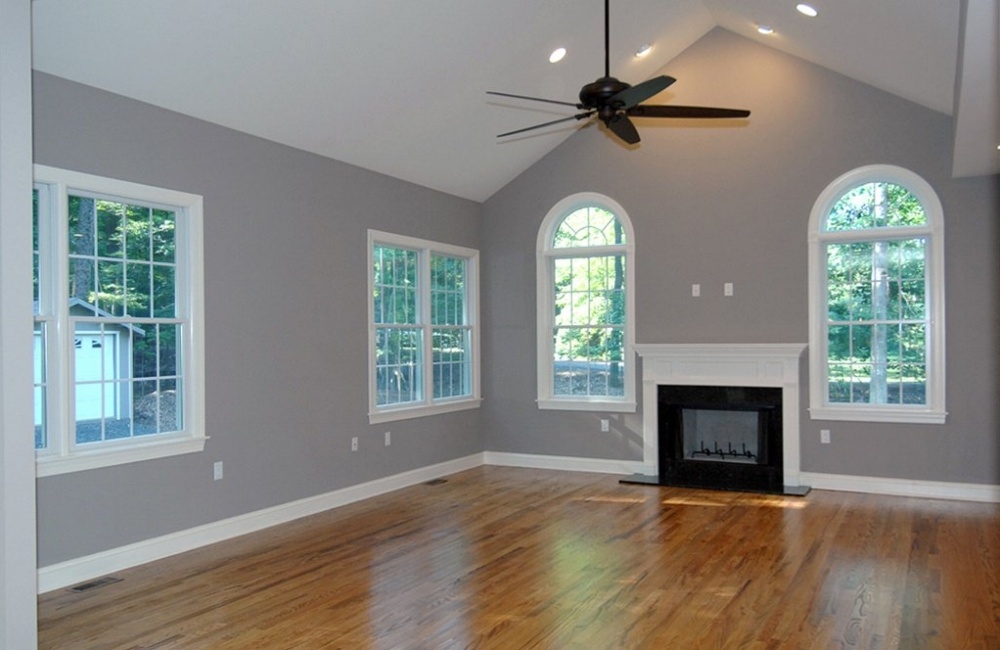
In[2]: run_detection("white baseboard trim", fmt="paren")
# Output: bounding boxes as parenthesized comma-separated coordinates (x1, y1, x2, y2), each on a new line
(38, 454, 998, 594)
(483, 451, 650, 476)
(801, 471, 1000, 503)
(37, 453, 485, 594)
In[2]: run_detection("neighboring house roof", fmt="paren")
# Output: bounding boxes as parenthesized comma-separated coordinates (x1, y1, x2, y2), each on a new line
(35, 299, 146, 336)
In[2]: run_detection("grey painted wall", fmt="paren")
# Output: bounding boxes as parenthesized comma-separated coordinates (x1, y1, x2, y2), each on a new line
(479, 29, 1000, 486)
(33, 72, 483, 566)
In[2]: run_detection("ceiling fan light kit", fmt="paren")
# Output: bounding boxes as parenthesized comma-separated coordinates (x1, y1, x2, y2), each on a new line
(488, 0, 750, 145)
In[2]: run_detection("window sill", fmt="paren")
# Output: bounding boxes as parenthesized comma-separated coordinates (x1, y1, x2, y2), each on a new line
(809, 405, 947, 425)
(368, 397, 482, 425)
(537, 398, 637, 413)
(36, 434, 207, 477)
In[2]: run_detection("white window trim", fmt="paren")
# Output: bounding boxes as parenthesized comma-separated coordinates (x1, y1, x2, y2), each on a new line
(33, 165, 206, 476)
(367, 229, 481, 424)
(807, 164, 946, 424)
(536, 192, 636, 413)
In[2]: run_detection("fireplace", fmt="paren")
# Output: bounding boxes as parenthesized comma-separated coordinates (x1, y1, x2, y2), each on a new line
(658, 385, 783, 492)
(628, 344, 808, 495)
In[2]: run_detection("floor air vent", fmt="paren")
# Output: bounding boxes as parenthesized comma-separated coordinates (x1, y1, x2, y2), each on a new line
(424, 478, 448, 486)
(68, 576, 122, 592)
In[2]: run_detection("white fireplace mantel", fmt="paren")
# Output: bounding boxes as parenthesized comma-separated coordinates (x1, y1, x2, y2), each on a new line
(634, 343, 807, 487)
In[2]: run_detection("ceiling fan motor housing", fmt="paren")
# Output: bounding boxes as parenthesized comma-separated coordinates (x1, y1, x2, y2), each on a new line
(579, 76, 631, 110)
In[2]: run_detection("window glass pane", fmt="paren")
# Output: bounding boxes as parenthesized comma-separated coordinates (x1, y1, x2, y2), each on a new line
(33, 189, 40, 306)
(125, 205, 152, 261)
(153, 264, 176, 318)
(69, 258, 96, 306)
(373, 245, 418, 325)
(828, 325, 850, 362)
(96, 201, 124, 258)
(551, 326, 626, 398)
(552, 250, 626, 398)
(159, 324, 180, 378)
(553, 206, 625, 248)
(34, 324, 47, 449)
(126, 262, 152, 318)
(431, 255, 466, 326)
(97, 260, 125, 316)
(68, 195, 95, 256)
(132, 323, 158, 379)
(374, 327, 423, 406)
(902, 365, 926, 404)
(432, 328, 471, 399)
(134, 378, 180, 436)
(131, 379, 158, 437)
(151, 209, 176, 264)
(825, 182, 926, 232)
(817, 170, 939, 416)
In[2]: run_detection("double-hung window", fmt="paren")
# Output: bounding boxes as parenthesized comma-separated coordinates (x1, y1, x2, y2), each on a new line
(33, 166, 205, 475)
(368, 230, 480, 423)
(808, 165, 945, 423)
(536, 193, 636, 412)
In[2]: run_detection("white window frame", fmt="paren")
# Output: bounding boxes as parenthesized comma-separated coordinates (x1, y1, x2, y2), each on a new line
(536, 192, 636, 412)
(33, 165, 206, 476)
(808, 164, 946, 424)
(367, 230, 481, 424)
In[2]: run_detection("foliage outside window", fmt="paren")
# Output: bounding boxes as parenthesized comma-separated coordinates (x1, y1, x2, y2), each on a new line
(368, 230, 480, 423)
(537, 193, 636, 412)
(33, 166, 205, 476)
(808, 165, 945, 423)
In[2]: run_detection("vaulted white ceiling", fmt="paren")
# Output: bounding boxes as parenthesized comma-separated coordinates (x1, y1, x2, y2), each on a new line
(31, 0, 998, 202)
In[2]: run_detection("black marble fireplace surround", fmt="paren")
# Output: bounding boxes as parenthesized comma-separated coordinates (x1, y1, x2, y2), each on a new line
(655, 385, 784, 493)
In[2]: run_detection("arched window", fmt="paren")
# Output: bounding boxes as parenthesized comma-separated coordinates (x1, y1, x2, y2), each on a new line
(808, 165, 946, 423)
(537, 193, 635, 412)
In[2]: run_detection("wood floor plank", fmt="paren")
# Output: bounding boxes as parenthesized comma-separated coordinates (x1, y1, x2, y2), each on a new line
(38, 466, 1000, 649)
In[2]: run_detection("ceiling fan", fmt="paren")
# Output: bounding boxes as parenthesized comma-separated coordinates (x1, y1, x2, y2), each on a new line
(487, 0, 750, 144)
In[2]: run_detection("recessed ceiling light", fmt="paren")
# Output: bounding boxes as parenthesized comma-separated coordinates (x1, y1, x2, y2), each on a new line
(549, 47, 567, 63)
(635, 43, 653, 58)
(757, 24, 775, 35)
(796, 3, 818, 17)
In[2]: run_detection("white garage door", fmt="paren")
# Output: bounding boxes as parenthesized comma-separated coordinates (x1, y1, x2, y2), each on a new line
(74, 332, 119, 421)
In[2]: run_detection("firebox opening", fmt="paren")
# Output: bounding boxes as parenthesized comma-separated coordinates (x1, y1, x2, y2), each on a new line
(658, 385, 785, 493)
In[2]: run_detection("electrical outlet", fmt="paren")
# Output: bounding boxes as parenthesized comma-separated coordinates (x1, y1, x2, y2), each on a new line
(691, 283, 701, 297)
(724, 282, 734, 297)
(600, 419, 610, 432)
(351, 437, 358, 452)
(213, 461, 223, 481)
(384, 431, 391, 446)
(820, 429, 831, 444)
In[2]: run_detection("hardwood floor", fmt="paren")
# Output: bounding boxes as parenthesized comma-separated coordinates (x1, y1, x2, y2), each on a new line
(38, 466, 1000, 649)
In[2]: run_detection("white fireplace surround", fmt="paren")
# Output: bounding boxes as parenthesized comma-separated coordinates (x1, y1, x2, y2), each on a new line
(634, 343, 807, 488)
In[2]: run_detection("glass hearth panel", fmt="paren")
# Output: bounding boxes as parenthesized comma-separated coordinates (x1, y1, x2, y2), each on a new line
(682, 408, 759, 464)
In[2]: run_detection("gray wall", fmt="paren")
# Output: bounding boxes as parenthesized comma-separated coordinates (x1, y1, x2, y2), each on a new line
(33, 72, 483, 566)
(480, 29, 1000, 485)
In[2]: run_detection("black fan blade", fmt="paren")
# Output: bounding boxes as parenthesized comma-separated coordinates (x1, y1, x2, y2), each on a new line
(610, 76, 676, 109)
(627, 104, 751, 119)
(497, 111, 595, 138)
(487, 91, 581, 108)
(607, 113, 640, 144)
